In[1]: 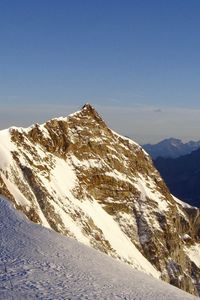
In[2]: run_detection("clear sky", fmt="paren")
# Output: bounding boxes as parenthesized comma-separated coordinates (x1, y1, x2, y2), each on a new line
(0, 0, 200, 143)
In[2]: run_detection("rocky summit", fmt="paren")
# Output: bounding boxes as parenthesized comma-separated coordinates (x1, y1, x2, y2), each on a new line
(0, 103, 200, 296)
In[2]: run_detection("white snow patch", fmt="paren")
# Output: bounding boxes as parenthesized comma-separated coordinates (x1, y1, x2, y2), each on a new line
(39, 124, 50, 139)
(182, 234, 191, 241)
(50, 156, 77, 197)
(1, 173, 30, 208)
(79, 198, 160, 278)
(111, 129, 138, 146)
(70, 155, 104, 169)
(0, 129, 15, 169)
(51, 200, 89, 245)
(173, 195, 195, 209)
(185, 243, 200, 268)
(134, 175, 169, 212)
(105, 170, 133, 185)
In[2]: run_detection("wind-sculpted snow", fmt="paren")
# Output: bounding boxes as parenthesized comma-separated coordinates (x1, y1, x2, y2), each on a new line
(0, 197, 198, 300)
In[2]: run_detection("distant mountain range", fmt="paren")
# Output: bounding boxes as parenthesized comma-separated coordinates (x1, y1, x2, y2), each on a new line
(154, 148, 200, 207)
(143, 138, 200, 159)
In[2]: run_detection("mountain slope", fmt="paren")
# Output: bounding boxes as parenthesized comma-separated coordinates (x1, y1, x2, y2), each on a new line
(154, 148, 200, 207)
(0, 104, 200, 295)
(143, 138, 200, 159)
(0, 196, 198, 300)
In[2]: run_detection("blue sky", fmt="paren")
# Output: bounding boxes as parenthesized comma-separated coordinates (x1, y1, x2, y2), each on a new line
(0, 0, 200, 143)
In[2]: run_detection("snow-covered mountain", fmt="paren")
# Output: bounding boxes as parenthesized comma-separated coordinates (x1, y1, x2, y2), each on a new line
(0, 103, 200, 295)
(143, 138, 200, 159)
(0, 196, 198, 300)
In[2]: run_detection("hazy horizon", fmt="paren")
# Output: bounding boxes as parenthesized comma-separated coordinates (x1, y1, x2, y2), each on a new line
(1, 102, 200, 145)
(1, 1, 200, 144)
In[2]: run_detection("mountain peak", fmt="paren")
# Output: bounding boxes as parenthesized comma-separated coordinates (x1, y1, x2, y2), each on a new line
(81, 102, 94, 111)
(79, 103, 106, 126)
(81, 103, 99, 116)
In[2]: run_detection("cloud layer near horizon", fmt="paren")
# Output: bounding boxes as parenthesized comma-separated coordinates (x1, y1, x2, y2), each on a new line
(0, 104, 199, 144)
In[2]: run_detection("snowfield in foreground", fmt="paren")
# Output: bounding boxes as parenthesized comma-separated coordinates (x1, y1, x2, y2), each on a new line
(0, 197, 197, 300)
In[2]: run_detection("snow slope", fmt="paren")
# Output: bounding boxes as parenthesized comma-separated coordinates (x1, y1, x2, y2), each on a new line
(185, 243, 200, 268)
(0, 197, 198, 300)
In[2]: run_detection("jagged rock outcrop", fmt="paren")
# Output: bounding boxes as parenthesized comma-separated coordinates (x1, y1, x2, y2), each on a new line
(0, 103, 200, 296)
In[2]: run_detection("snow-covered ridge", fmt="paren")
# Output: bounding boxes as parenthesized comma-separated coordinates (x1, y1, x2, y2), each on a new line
(185, 243, 200, 268)
(0, 103, 200, 296)
(0, 196, 198, 300)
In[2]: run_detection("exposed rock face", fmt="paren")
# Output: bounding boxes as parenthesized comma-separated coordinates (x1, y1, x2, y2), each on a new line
(0, 103, 200, 296)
